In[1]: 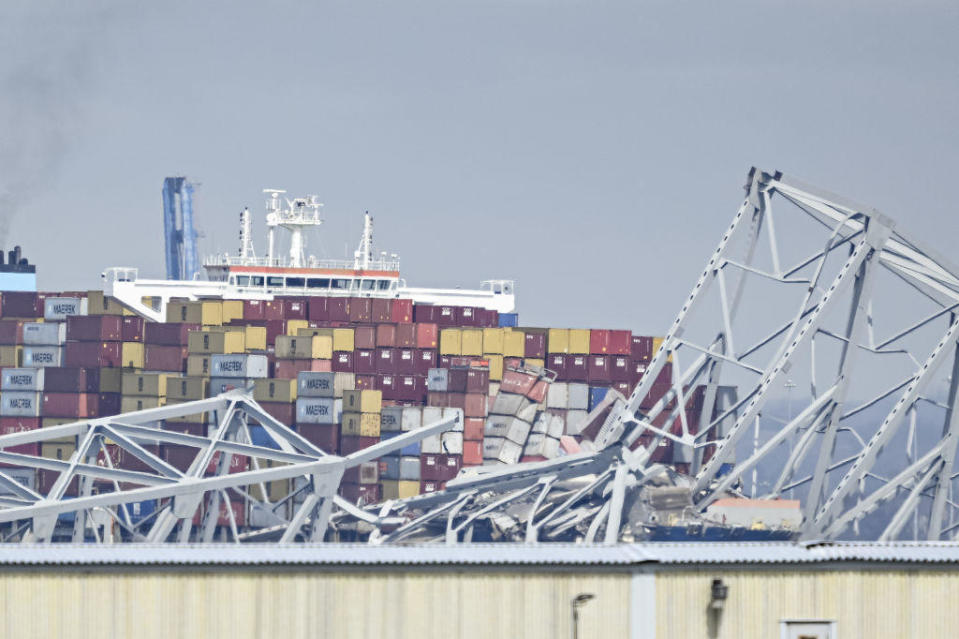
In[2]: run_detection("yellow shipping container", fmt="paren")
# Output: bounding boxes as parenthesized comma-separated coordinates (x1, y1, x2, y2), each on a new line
(297, 327, 333, 338)
(547, 328, 570, 354)
(221, 300, 244, 324)
(86, 290, 125, 315)
(98, 368, 122, 394)
(482, 328, 505, 355)
(0, 345, 20, 367)
(121, 372, 169, 397)
(163, 398, 208, 423)
(381, 479, 420, 500)
(253, 378, 297, 403)
(651, 336, 672, 361)
(41, 441, 76, 460)
(166, 376, 208, 401)
(243, 326, 267, 352)
(121, 342, 145, 369)
(342, 389, 382, 414)
(461, 329, 484, 356)
(166, 301, 223, 326)
(275, 335, 333, 360)
(487, 354, 504, 381)
(333, 328, 355, 352)
(526, 358, 546, 369)
(121, 396, 165, 412)
(188, 331, 245, 354)
(568, 329, 590, 354)
(249, 459, 290, 501)
(186, 355, 212, 377)
(503, 330, 525, 357)
(341, 412, 381, 437)
(285, 319, 309, 336)
(440, 329, 462, 356)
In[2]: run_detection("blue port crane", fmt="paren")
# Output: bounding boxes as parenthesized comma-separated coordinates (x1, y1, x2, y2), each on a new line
(161, 177, 199, 280)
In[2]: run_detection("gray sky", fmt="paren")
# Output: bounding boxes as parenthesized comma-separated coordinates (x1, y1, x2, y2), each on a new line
(1, 0, 957, 333)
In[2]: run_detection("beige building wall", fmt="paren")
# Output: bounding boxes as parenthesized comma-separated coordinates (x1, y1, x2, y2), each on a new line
(656, 567, 959, 639)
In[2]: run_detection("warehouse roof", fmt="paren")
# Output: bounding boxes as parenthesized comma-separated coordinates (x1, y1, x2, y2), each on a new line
(0, 542, 958, 566)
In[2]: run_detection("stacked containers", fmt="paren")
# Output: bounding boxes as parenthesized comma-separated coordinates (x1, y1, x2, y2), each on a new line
(295, 371, 341, 453)
(340, 389, 382, 502)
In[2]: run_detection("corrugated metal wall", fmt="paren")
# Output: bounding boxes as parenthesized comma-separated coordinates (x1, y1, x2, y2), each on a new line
(656, 568, 959, 638)
(0, 570, 630, 639)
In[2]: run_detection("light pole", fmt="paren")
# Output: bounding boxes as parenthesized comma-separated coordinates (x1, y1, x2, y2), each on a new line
(570, 593, 595, 639)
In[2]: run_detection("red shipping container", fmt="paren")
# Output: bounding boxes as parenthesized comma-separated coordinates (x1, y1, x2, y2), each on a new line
(589, 329, 610, 354)
(65, 341, 122, 368)
(524, 332, 546, 358)
(375, 348, 396, 374)
(307, 297, 329, 321)
(297, 423, 339, 452)
(0, 417, 40, 466)
(428, 391, 449, 408)
(415, 323, 438, 349)
(436, 305, 457, 327)
(66, 315, 122, 342)
(655, 362, 673, 385)
(527, 380, 548, 404)
(42, 367, 98, 393)
(96, 443, 161, 474)
(500, 370, 537, 396)
(629, 360, 648, 386)
(371, 298, 392, 323)
(466, 368, 490, 393)
(463, 440, 483, 465)
(355, 374, 376, 390)
(332, 351, 354, 373)
(0, 320, 23, 345)
(503, 357, 523, 370)
(282, 297, 308, 320)
(395, 323, 416, 348)
(608, 330, 632, 355)
(37, 469, 78, 497)
(481, 309, 499, 328)
(326, 298, 350, 322)
(97, 392, 121, 417)
(144, 322, 199, 346)
(258, 401, 295, 425)
(391, 299, 413, 323)
(349, 298, 372, 323)
(354, 325, 376, 350)
(610, 355, 631, 383)
(447, 368, 468, 393)
(354, 349, 376, 374)
(375, 324, 396, 347)
(375, 374, 397, 399)
(340, 435, 378, 455)
(566, 355, 589, 382)
(456, 306, 477, 326)
(396, 375, 426, 403)
(547, 354, 568, 380)
(191, 496, 247, 527)
(395, 348, 416, 375)
(612, 381, 631, 397)
(414, 349, 437, 376)
(120, 316, 145, 342)
(588, 355, 610, 383)
(340, 482, 381, 504)
(42, 392, 98, 418)
(145, 345, 188, 372)
(274, 358, 331, 379)
(263, 300, 285, 320)
(1, 292, 40, 317)
(412, 304, 438, 323)
(243, 300, 266, 320)
(420, 479, 445, 494)
(463, 417, 485, 441)
(631, 335, 654, 361)
(464, 393, 488, 418)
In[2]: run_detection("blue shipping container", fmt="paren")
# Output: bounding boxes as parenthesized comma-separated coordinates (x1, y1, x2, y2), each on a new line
(380, 431, 420, 457)
(249, 425, 280, 449)
(498, 313, 519, 328)
(588, 386, 610, 412)
(127, 499, 158, 524)
(379, 456, 400, 480)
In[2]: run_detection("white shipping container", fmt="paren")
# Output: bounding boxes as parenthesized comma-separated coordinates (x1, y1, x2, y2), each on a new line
(248, 502, 290, 528)
(484, 415, 511, 438)
(210, 354, 269, 379)
(441, 432, 464, 455)
(44, 297, 87, 321)
(547, 415, 565, 439)
(295, 398, 337, 424)
(297, 372, 335, 398)
(491, 392, 531, 416)
(482, 436, 505, 459)
(546, 382, 568, 409)
(401, 406, 422, 431)
(531, 412, 550, 434)
(497, 440, 523, 465)
(426, 368, 448, 392)
(567, 383, 590, 410)
(0, 468, 36, 494)
(1, 367, 44, 391)
(505, 418, 532, 445)
(421, 406, 442, 426)
(543, 436, 560, 458)
(399, 456, 420, 480)
(22, 346, 64, 368)
(524, 433, 548, 457)
(420, 434, 442, 454)
(333, 372, 355, 398)
(441, 407, 464, 432)
(22, 322, 66, 346)
(0, 391, 42, 417)
(566, 410, 588, 435)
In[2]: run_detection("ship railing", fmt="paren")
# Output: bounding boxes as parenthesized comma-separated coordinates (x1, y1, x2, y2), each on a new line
(203, 255, 401, 271)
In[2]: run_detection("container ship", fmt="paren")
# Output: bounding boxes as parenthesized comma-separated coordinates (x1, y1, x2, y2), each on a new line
(0, 180, 795, 542)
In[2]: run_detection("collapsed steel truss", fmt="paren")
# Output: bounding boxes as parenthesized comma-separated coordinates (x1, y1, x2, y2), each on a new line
(2, 167, 958, 543)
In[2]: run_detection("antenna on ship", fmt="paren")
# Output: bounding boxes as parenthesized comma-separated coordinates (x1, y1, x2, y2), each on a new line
(238, 207, 255, 259)
(262, 189, 323, 268)
(353, 211, 374, 270)
(262, 189, 285, 265)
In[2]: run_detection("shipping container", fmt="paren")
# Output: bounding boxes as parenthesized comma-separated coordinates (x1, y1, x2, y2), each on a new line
(22, 346, 63, 368)
(64, 341, 121, 368)
(210, 354, 268, 378)
(166, 300, 222, 325)
(144, 322, 199, 346)
(187, 330, 245, 354)
(166, 376, 207, 401)
(415, 323, 438, 349)
(145, 345, 188, 372)
(2, 292, 40, 317)
(297, 371, 335, 398)
(1, 391, 42, 417)
(22, 322, 66, 346)
(43, 297, 86, 321)
(66, 315, 122, 341)
(121, 373, 169, 397)
(296, 423, 339, 452)
(295, 397, 337, 424)
(391, 299, 413, 323)
(253, 378, 297, 403)
(121, 316, 145, 342)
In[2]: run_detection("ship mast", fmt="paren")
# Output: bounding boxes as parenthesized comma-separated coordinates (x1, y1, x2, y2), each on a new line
(263, 190, 323, 268)
(354, 212, 374, 270)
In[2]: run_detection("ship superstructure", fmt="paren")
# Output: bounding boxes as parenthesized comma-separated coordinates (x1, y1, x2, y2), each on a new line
(105, 187, 515, 322)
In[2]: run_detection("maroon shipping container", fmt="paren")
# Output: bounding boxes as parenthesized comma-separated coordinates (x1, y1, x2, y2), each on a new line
(243, 300, 266, 320)
(375, 324, 396, 348)
(121, 316, 145, 342)
(412, 304, 438, 323)
(263, 300, 285, 320)
(371, 298, 392, 323)
(524, 332, 546, 359)
(415, 323, 438, 349)
(608, 330, 632, 355)
(421, 453, 462, 481)
(438, 355, 452, 369)
(464, 393, 488, 418)
(375, 374, 397, 399)
(456, 306, 478, 326)
(37, 469, 79, 497)
(629, 360, 648, 386)
(414, 349, 437, 376)
(259, 401, 295, 425)
(588, 355, 610, 383)
(340, 435, 378, 455)
(612, 381, 631, 397)
(67, 315, 122, 342)
(655, 362, 673, 385)
(375, 348, 396, 374)
(326, 298, 349, 322)
(97, 392, 121, 417)
(0, 320, 23, 345)
(0, 417, 40, 466)
(631, 335, 654, 361)
(480, 308, 499, 328)
(296, 424, 339, 452)
(349, 298, 372, 323)
(1, 292, 40, 318)
(420, 479, 444, 494)
(396, 375, 426, 403)
(65, 341, 122, 368)
(144, 322, 199, 346)
(42, 392, 98, 418)
(307, 297, 328, 321)
(340, 482, 381, 504)
(395, 348, 416, 375)
(354, 325, 376, 350)
(281, 297, 308, 320)
(428, 391, 448, 408)
(355, 374, 375, 390)
(354, 349, 376, 374)
(97, 443, 161, 475)
(447, 368, 468, 393)
(566, 355, 589, 382)
(332, 351, 354, 373)
(436, 305, 457, 327)
(43, 367, 98, 393)
(547, 354, 568, 380)
(395, 323, 416, 348)
(466, 368, 490, 394)
(145, 345, 188, 372)
(391, 299, 413, 323)
(589, 329, 610, 354)
(610, 355, 631, 383)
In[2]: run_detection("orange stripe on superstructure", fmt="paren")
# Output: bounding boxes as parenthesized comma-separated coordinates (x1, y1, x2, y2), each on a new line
(227, 266, 400, 277)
